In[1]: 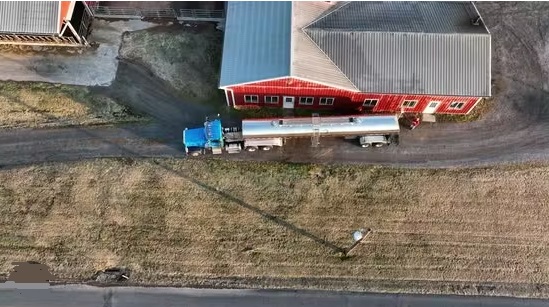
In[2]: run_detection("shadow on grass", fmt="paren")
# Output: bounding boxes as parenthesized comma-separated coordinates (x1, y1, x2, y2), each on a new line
(153, 159, 347, 255)
(1, 95, 346, 256)
(0, 81, 146, 129)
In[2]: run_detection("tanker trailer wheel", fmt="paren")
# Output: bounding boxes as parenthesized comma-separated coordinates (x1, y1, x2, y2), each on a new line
(260, 146, 273, 151)
(246, 146, 258, 152)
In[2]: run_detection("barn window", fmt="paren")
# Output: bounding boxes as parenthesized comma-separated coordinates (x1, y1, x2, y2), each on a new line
(264, 96, 279, 104)
(363, 99, 378, 107)
(402, 100, 417, 108)
(299, 97, 314, 105)
(244, 95, 258, 103)
(449, 102, 465, 109)
(319, 97, 334, 105)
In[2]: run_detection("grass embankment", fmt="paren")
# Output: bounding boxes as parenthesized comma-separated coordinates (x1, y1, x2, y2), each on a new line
(0, 82, 145, 129)
(437, 98, 496, 123)
(437, 78, 502, 123)
(0, 159, 548, 296)
(118, 24, 225, 105)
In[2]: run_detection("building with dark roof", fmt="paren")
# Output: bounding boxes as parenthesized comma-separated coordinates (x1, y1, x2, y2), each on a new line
(0, 1, 93, 46)
(219, 1, 492, 115)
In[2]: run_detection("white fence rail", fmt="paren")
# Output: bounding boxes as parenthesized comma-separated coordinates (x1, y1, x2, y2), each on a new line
(89, 6, 225, 22)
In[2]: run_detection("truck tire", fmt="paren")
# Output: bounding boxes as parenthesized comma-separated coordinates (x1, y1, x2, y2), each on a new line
(374, 143, 384, 148)
(361, 143, 371, 148)
(190, 151, 201, 156)
(260, 146, 272, 151)
(246, 146, 258, 152)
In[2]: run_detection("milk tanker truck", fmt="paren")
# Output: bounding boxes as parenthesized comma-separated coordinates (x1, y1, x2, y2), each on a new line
(182, 114, 401, 156)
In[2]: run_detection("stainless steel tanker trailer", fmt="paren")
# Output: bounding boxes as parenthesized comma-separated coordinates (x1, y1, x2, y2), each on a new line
(182, 114, 400, 156)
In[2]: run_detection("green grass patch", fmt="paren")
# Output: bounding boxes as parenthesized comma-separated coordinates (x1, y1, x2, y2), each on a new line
(0, 81, 146, 129)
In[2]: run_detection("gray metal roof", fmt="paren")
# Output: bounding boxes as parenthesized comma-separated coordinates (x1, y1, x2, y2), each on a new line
(219, 1, 292, 88)
(304, 1, 491, 96)
(0, 1, 60, 35)
(305, 30, 491, 96)
(291, 1, 358, 91)
(310, 1, 489, 34)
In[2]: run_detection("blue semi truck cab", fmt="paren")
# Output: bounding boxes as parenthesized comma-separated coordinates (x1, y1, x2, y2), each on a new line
(182, 116, 225, 156)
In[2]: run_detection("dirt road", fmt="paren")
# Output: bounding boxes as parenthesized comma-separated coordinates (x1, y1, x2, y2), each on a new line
(0, 3, 548, 168)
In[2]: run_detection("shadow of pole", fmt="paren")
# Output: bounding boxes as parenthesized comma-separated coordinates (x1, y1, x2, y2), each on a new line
(152, 160, 347, 255)
(0, 97, 346, 254)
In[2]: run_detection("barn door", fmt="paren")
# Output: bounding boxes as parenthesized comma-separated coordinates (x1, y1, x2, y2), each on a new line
(283, 96, 295, 109)
(423, 101, 440, 114)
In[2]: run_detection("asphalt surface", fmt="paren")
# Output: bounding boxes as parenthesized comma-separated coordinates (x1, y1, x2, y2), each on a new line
(1, 286, 548, 307)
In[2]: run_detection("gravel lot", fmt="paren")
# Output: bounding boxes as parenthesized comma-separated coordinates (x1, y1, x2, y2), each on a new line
(0, 20, 158, 86)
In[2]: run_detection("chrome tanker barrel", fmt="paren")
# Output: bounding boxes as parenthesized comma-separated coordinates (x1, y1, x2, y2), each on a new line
(241, 115, 400, 139)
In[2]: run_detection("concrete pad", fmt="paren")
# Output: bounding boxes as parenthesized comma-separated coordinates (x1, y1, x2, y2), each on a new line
(0, 19, 159, 86)
(422, 113, 437, 123)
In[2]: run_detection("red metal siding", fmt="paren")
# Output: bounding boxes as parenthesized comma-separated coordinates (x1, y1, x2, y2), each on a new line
(60, 1, 73, 24)
(227, 78, 480, 115)
(232, 77, 337, 89)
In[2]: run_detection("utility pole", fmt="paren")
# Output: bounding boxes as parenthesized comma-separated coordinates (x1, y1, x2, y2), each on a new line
(343, 228, 372, 258)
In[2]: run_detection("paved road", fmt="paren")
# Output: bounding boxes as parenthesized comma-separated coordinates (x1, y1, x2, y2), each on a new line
(0, 286, 548, 307)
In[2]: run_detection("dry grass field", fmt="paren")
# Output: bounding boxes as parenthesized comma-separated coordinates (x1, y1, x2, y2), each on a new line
(1, 159, 549, 296)
(0, 82, 145, 129)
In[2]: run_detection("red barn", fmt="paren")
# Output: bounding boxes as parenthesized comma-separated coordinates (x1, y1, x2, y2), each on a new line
(219, 1, 492, 115)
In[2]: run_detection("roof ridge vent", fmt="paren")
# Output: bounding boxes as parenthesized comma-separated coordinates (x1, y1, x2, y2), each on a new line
(471, 16, 481, 26)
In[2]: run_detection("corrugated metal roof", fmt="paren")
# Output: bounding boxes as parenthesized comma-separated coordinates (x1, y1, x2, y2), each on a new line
(219, 1, 292, 88)
(305, 30, 491, 96)
(310, 2, 489, 34)
(304, 1, 491, 96)
(0, 1, 60, 35)
(291, 1, 358, 91)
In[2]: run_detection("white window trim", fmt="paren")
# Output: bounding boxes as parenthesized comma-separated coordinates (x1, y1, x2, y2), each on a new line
(299, 97, 314, 105)
(449, 101, 465, 109)
(264, 96, 279, 104)
(428, 101, 440, 108)
(319, 97, 335, 106)
(402, 100, 418, 108)
(363, 99, 378, 107)
(244, 95, 259, 103)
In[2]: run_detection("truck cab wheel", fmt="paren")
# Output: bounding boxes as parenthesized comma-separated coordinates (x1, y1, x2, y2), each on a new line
(246, 146, 258, 152)
(260, 146, 272, 151)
